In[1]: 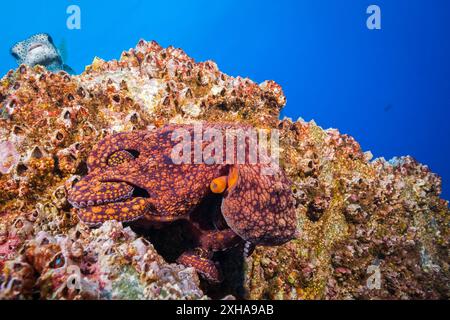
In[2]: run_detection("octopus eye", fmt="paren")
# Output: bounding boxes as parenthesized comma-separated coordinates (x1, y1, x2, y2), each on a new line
(107, 150, 137, 167)
(210, 176, 227, 194)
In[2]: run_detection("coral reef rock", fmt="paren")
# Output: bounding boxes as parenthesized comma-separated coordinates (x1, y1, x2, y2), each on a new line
(0, 39, 448, 300)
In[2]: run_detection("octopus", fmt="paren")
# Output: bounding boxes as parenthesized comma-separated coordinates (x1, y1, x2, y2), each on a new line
(67, 123, 298, 282)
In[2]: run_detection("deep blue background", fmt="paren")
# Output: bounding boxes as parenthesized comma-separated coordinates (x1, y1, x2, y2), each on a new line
(1, 1, 449, 199)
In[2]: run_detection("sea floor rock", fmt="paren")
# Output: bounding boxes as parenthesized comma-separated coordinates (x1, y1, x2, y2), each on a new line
(0, 221, 204, 299)
(245, 121, 449, 299)
(0, 40, 448, 299)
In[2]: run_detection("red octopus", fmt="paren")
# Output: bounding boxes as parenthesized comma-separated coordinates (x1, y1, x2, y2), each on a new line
(67, 123, 297, 282)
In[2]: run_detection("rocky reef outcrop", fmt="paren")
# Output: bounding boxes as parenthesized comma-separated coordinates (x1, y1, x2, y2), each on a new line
(0, 40, 448, 299)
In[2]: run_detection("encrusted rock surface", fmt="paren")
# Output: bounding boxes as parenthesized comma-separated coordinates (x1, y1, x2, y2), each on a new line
(0, 221, 204, 300)
(0, 40, 448, 299)
(246, 122, 449, 299)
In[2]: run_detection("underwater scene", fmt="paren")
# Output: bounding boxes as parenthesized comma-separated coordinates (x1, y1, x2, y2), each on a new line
(0, 0, 449, 302)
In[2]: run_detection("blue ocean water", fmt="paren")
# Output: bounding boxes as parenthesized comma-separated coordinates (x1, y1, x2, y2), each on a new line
(1, 1, 449, 199)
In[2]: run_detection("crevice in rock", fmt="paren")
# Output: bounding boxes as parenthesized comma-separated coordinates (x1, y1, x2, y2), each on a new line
(129, 193, 247, 299)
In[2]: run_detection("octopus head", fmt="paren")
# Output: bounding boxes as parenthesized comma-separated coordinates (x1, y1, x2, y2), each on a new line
(67, 132, 155, 225)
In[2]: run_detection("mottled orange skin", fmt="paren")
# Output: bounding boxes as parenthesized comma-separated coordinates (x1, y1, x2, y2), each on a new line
(67, 123, 297, 282)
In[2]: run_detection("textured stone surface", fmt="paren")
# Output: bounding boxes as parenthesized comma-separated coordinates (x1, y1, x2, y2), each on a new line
(0, 40, 448, 299)
(245, 120, 449, 299)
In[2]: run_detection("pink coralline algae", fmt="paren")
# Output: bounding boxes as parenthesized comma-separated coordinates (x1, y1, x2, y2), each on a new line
(0, 39, 448, 300)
